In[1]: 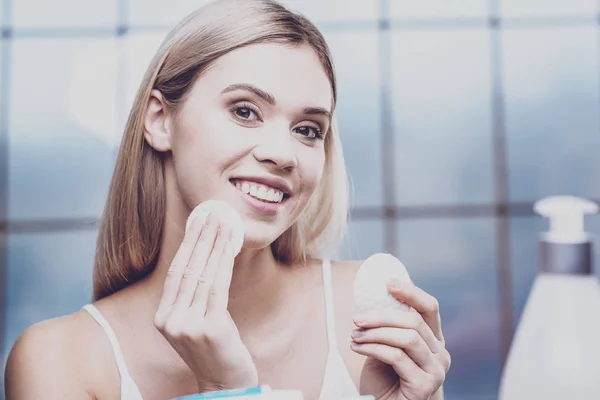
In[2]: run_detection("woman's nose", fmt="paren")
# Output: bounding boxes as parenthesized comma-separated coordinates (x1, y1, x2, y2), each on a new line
(252, 126, 298, 171)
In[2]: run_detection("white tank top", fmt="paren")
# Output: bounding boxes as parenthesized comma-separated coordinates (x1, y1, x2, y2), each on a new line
(82, 259, 359, 400)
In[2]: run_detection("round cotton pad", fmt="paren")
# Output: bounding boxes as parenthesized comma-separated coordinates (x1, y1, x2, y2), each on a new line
(354, 253, 411, 312)
(185, 200, 245, 256)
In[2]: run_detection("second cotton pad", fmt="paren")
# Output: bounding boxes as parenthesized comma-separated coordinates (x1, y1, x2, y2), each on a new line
(354, 253, 411, 312)
(185, 200, 245, 256)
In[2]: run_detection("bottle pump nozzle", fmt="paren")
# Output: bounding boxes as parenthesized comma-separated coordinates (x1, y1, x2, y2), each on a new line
(534, 196, 598, 275)
(534, 196, 598, 244)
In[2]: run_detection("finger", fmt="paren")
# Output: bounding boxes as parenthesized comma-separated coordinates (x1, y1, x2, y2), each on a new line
(439, 347, 452, 373)
(207, 234, 235, 312)
(202, 223, 233, 283)
(353, 309, 443, 354)
(174, 213, 220, 309)
(157, 214, 206, 311)
(351, 327, 438, 373)
(350, 342, 425, 382)
(191, 223, 232, 312)
(387, 279, 444, 343)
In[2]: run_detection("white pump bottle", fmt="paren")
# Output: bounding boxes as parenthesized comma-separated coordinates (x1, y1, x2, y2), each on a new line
(499, 196, 600, 399)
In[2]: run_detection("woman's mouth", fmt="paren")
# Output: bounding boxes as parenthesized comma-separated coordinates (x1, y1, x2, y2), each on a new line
(231, 179, 286, 204)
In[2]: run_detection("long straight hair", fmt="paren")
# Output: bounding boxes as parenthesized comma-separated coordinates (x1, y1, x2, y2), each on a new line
(93, 0, 349, 301)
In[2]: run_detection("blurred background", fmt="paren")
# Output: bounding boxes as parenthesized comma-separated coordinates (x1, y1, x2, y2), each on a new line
(1, 0, 600, 399)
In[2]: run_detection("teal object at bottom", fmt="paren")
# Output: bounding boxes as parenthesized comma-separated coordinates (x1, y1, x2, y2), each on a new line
(171, 386, 269, 400)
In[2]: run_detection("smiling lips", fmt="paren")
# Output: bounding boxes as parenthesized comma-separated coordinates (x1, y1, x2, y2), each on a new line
(233, 180, 285, 203)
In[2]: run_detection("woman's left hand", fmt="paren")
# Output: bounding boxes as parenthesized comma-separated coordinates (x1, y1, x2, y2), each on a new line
(351, 279, 451, 400)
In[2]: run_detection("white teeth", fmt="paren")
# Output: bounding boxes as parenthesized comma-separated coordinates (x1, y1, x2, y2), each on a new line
(233, 180, 284, 203)
(257, 186, 267, 199)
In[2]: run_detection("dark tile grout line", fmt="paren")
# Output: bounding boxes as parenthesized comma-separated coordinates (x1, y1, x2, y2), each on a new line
(597, 11, 600, 355)
(1, 26, 118, 39)
(0, 0, 11, 383)
(489, 0, 514, 372)
(391, 15, 600, 30)
(1, 15, 599, 39)
(114, 0, 128, 159)
(118, 0, 128, 30)
(378, 0, 398, 257)
(0, 200, 576, 234)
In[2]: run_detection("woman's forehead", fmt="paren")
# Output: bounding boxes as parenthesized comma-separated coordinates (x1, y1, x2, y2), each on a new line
(194, 42, 333, 111)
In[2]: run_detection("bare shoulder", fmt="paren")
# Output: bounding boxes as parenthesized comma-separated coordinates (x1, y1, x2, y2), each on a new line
(330, 259, 363, 309)
(5, 309, 106, 400)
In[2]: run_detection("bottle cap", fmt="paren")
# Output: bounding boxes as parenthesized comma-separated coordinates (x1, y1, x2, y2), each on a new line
(534, 196, 598, 244)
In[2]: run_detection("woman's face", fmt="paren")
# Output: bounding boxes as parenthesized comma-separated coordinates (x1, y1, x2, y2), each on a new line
(151, 43, 333, 249)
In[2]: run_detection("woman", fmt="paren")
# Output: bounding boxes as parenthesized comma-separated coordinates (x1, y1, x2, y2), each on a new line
(5, 1, 450, 399)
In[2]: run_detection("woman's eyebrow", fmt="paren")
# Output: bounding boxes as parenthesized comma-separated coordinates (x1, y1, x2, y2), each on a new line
(221, 83, 332, 119)
(221, 83, 275, 105)
(304, 107, 331, 120)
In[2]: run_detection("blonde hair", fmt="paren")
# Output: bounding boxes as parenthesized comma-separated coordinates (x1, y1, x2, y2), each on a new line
(93, 0, 349, 300)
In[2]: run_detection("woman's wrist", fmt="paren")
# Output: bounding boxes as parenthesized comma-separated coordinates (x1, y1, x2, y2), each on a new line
(195, 381, 224, 393)
(430, 385, 444, 400)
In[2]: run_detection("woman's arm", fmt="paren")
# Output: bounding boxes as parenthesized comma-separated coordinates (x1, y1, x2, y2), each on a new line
(431, 386, 444, 400)
(5, 321, 94, 400)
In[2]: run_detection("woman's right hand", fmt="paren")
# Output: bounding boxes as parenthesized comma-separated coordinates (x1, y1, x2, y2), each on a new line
(153, 212, 258, 391)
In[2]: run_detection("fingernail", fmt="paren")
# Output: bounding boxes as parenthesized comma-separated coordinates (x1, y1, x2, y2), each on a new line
(191, 212, 208, 226)
(205, 211, 216, 223)
(353, 315, 365, 325)
(387, 278, 403, 291)
(351, 329, 363, 338)
(186, 214, 202, 232)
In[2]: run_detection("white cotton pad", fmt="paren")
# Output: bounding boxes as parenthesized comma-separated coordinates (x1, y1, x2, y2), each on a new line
(353, 253, 412, 312)
(185, 200, 245, 256)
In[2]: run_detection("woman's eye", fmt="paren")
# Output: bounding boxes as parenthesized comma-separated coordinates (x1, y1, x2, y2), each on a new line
(295, 125, 323, 140)
(233, 106, 259, 121)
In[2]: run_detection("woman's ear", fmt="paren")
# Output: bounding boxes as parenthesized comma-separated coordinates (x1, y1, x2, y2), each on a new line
(143, 89, 173, 152)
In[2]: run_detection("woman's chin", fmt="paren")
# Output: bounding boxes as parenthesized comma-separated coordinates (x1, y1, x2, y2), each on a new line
(238, 233, 281, 252)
